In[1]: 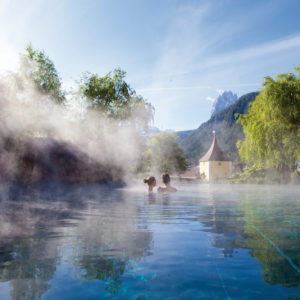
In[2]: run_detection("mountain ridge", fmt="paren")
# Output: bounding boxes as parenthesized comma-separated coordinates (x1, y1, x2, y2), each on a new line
(178, 92, 259, 164)
(211, 90, 238, 117)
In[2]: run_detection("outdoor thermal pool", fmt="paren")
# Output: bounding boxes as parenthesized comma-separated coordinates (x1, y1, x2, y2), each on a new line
(0, 183, 299, 299)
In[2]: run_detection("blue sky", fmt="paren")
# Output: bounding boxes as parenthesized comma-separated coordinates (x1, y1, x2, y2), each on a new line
(0, 0, 300, 131)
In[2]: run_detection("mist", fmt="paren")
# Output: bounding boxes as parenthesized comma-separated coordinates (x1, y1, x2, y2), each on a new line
(0, 62, 145, 185)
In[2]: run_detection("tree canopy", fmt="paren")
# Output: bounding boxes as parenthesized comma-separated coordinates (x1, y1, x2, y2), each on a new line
(237, 66, 300, 180)
(22, 44, 65, 104)
(78, 68, 154, 129)
(143, 132, 187, 174)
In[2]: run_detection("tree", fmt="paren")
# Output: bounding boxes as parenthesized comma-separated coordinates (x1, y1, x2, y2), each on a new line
(237, 66, 300, 181)
(78, 68, 154, 129)
(144, 132, 187, 174)
(22, 44, 65, 104)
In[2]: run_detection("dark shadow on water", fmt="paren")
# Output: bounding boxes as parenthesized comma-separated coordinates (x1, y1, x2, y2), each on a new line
(0, 181, 153, 299)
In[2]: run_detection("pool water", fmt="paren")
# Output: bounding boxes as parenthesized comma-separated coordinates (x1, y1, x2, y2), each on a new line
(0, 183, 299, 299)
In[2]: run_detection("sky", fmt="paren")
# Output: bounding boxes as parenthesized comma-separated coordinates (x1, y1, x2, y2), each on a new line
(0, 0, 300, 131)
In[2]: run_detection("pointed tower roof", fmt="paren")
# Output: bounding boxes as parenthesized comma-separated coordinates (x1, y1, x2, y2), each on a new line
(200, 131, 231, 162)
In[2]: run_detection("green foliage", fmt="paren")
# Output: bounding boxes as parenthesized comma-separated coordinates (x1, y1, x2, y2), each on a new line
(81, 255, 126, 294)
(143, 132, 187, 174)
(263, 66, 300, 126)
(291, 170, 300, 184)
(229, 165, 267, 184)
(78, 68, 154, 129)
(236, 199, 300, 288)
(176, 130, 193, 143)
(179, 92, 258, 164)
(23, 44, 65, 104)
(238, 66, 300, 181)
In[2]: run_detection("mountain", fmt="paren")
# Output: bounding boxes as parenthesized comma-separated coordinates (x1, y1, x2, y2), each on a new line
(211, 91, 238, 117)
(140, 126, 161, 140)
(179, 92, 258, 164)
(176, 130, 193, 143)
(142, 127, 191, 142)
(144, 126, 160, 134)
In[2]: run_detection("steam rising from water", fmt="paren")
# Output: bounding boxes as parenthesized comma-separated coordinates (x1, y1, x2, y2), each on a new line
(0, 65, 143, 183)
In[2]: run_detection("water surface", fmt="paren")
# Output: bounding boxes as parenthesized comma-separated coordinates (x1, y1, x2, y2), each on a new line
(0, 183, 299, 299)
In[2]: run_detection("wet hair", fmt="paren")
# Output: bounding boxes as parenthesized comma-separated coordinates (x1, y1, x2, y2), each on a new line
(143, 176, 156, 186)
(162, 173, 170, 184)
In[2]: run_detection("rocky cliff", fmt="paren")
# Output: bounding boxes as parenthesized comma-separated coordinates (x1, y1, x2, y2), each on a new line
(211, 91, 238, 117)
(0, 136, 124, 184)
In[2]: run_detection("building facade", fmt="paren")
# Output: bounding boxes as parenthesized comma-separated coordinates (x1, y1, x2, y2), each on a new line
(199, 132, 232, 181)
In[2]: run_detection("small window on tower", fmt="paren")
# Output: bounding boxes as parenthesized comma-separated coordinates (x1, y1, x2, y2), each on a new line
(218, 162, 222, 166)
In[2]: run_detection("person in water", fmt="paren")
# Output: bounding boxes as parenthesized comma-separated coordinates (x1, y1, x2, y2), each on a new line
(144, 176, 156, 193)
(158, 173, 177, 193)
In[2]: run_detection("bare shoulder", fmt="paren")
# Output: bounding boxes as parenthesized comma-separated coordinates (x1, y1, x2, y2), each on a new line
(169, 186, 177, 193)
(158, 186, 177, 193)
(157, 187, 166, 193)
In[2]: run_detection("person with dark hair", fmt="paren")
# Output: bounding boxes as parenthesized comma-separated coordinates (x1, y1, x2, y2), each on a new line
(143, 176, 156, 193)
(158, 173, 177, 193)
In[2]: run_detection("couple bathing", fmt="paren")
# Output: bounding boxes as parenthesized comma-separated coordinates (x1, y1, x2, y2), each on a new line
(144, 173, 177, 193)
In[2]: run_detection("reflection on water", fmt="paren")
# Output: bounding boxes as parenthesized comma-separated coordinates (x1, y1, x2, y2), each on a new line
(0, 183, 299, 299)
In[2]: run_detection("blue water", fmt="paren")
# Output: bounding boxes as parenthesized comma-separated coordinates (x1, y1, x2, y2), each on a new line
(0, 183, 299, 299)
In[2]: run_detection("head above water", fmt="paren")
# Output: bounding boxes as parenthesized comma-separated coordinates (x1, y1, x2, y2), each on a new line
(143, 176, 156, 187)
(162, 173, 170, 185)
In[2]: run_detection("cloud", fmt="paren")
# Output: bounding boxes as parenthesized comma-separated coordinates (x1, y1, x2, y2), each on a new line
(216, 89, 224, 95)
(144, 0, 300, 88)
(206, 96, 215, 102)
(136, 82, 260, 94)
(205, 33, 300, 69)
(149, 3, 210, 83)
(137, 85, 213, 93)
(174, 33, 300, 78)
